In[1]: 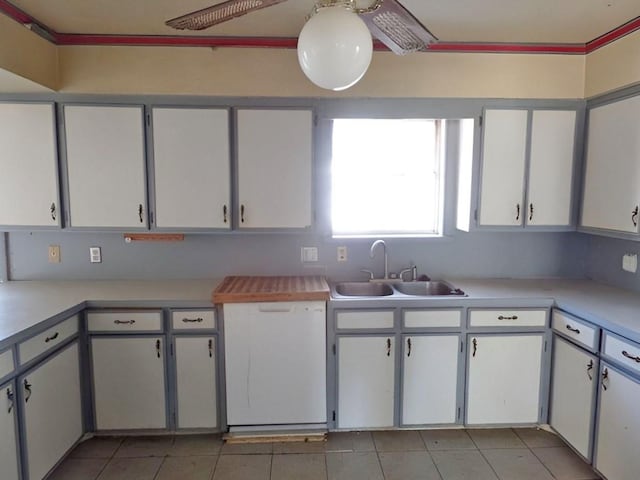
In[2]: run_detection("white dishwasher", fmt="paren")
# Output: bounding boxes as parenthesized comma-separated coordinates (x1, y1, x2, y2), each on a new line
(224, 301, 327, 427)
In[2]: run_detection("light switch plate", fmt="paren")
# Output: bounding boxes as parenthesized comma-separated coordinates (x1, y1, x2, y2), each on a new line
(622, 253, 637, 273)
(301, 247, 318, 263)
(48, 245, 60, 263)
(90, 247, 102, 264)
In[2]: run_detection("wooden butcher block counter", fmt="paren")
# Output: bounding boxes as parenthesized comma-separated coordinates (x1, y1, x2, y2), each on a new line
(212, 275, 330, 304)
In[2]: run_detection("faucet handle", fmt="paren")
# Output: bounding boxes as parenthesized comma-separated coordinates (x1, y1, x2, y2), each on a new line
(361, 269, 375, 281)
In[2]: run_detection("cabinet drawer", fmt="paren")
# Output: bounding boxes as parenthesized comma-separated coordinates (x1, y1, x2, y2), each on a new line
(0, 348, 14, 379)
(603, 333, 640, 374)
(337, 311, 394, 330)
(87, 311, 162, 332)
(469, 309, 546, 327)
(403, 310, 461, 328)
(19, 315, 78, 365)
(172, 310, 216, 330)
(552, 311, 598, 350)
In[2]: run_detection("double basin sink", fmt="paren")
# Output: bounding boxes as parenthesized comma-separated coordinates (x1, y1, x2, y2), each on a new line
(333, 280, 466, 298)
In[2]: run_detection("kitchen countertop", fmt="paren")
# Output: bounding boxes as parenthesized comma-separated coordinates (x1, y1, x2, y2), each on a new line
(1, 277, 640, 348)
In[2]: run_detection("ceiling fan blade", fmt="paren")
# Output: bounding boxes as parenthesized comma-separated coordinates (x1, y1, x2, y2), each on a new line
(358, 0, 438, 55)
(166, 0, 288, 31)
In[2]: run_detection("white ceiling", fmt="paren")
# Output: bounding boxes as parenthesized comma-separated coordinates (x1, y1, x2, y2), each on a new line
(8, 0, 640, 44)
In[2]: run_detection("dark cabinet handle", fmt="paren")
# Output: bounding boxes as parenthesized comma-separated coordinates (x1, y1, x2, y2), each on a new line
(208, 339, 213, 358)
(240, 204, 245, 223)
(472, 338, 478, 357)
(566, 325, 581, 334)
(516, 204, 520, 221)
(45, 332, 59, 343)
(386, 338, 391, 357)
(407, 338, 412, 357)
(182, 317, 203, 323)
(529, 203, 533, 221)
(223, 205, 228, 223)
(114, 320, 136, 325)
(50, 203, 57, 221)
(498, 315, 518, 320)
(156, 340, 161, 359)
(602, 368, 609, 391)
(633, 206, 639, 227)
(622, 350, 640, 363)
(587, 360, 594, 380)
(23, 379, 32, 403)
(6, 387, 14, 414)
(138, 204, 144, 223)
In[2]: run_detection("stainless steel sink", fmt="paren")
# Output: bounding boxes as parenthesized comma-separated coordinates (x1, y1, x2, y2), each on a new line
(334, 282, 394, 297)
(393, 281, 465, 297)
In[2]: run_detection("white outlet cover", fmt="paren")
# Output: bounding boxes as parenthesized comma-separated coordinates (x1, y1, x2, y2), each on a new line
(90, 247, 102, 264)
(337, 246, 348, 262)
(301, 247, 318, 263)
(622, 253, 637, 273)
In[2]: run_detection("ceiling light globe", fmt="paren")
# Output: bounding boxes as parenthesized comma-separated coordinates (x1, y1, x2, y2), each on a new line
(297, 6, 373, 91)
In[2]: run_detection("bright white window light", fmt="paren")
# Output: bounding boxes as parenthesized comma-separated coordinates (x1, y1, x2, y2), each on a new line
(331, 119, 445, 237)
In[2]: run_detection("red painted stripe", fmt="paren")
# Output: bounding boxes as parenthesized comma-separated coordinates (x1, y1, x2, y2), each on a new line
(0, 0, 34, 23)
(429, 42, 586, 54)
(55, 34, 301, 48)
(586, 15, 640, 53)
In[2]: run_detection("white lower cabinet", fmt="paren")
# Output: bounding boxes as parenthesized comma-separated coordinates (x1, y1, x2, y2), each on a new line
(22, 342, 82, 480)
(549, 335, 596, 459)
(338, 336, 395, 429)
(175, 336, 217, 429)
(0, 381, 19, 480)
(402, 335, 460, 425)
(466, 334, 543, 425)
(91, 337, 166, 430)
(595, 364, 640, 480)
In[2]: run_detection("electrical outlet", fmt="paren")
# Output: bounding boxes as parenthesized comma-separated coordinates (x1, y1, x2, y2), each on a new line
(622, 253, 637, 273)
(337, 246, 348, 262)
(301, 247, 318, 263)
(48, 245, 61, 263)
(90, 247, 102, 264)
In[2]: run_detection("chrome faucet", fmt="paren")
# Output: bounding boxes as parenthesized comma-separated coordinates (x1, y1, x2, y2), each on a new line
(369, 239, 388, 280)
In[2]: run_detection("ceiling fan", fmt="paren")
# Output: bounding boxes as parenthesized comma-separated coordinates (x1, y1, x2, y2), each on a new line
(166, 0, 438, 90)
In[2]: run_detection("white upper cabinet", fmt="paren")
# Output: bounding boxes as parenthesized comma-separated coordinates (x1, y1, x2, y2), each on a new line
(0, 103, 60, 227)
(478, 109, 528, 226)
(581, 96, 640, 233)
(64, 105, 148, 228)
(477, 108, 577, 228)
(237, 109, 313, 229)
(527, 110, 576, 226)
(152, 108, 231, 229)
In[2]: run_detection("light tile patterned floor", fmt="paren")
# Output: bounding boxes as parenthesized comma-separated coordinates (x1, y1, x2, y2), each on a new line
(48, 429, 601, 480)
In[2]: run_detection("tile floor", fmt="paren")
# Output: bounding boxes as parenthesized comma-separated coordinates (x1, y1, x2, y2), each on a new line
(48, 428, 601, 480)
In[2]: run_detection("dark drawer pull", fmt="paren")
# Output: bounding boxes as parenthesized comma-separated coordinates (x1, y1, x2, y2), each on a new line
(498, 315, 518, 320)
(622, 350, 640, 363)
(114, 320, 136, 325)
(182, 317, 204, 323)
(44, 332, 59, 343)
(566, 325, 581, 334)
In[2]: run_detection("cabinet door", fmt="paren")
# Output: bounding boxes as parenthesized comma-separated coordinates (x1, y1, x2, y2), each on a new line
(549, 336, 596, 459)
(22, 343, 82, 480)
(0, 103, 60, 227)
(595, 365, 640, 480)
(64, 105, 148, 228)
(467, 334, 543, 425)
(402, 335, 459, 425)
(91, 337, 166, 430)
(0, 382, 19, 480)
(237, 109, 313, 229)
(175, 336, 217, 429)
(581, 96, 640, 233)
(478, 109, 528, 226)
(338, 336, 395, 429)
(527, 110, 576, 226)
(152, 108, 231, 229)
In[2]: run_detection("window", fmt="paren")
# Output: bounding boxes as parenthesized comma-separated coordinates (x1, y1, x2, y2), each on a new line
(331, 118, 445, 237)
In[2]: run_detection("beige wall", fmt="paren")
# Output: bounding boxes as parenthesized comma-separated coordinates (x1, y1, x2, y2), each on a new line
(0, 14, 58, 91)
(58, 45, 586, 99)
(585, 29, 640, 98)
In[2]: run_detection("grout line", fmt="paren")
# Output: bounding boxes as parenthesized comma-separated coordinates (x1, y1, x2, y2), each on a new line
(424, 450, 445, 480)
(529, 446, 561, 479)
(268, 452, 274, 480)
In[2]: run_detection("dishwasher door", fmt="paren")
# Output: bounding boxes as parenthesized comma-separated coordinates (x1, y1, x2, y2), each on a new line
(224, 301, 327, 426)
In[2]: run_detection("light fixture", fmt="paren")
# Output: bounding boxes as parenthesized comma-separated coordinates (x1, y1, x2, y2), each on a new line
(297, 3, 373, 91)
